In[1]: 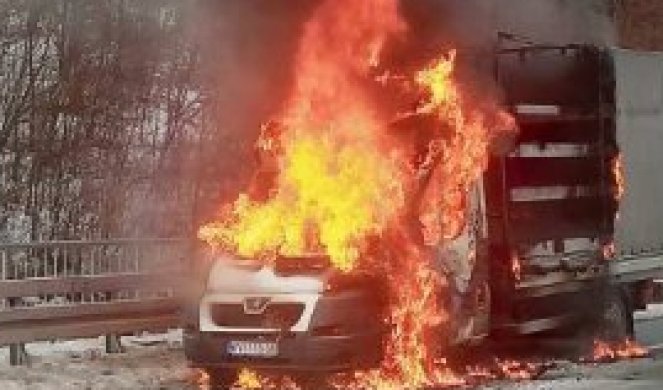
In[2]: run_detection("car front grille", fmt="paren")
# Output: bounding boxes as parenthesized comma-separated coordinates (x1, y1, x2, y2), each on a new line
(210, 302, 305, 329)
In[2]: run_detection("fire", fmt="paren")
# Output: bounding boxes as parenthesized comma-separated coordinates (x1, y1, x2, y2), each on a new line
(199, 0, 406, 272)
(198, 135, 405, 271)
(461, 358, 549, 385)
(602, 242, 616, 260)
(414, 51, 512, 244)
(588, 339, 649, 362)
(612, 153, 626, 203)
(341, 240, 463, 389)
(235, 369, 262, 390)
(602, 153, 626, 260)
(511, 252, 522, 282)
(495, 359, 541, 381)
(229, 369, 302, 390)
(200, 0, 512, 388)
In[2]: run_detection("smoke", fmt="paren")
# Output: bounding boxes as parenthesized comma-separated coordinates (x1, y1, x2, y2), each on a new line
(191, 1, 320, 215)
(400, 0, 616, 48)
(191, 0, 616, 218)
(491, 0, 616, 45)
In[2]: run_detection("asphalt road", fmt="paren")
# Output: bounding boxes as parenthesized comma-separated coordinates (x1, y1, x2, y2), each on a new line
(485, 309, 663, 390)
(635, 314, 663, 352)
(1, 309, 663, 390)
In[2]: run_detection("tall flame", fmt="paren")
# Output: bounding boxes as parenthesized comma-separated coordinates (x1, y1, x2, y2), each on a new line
(414, 51, 513, 244)
(199, 0, 406, 271)
(199, 0, 513, 388)
(603, 152, 626, 260)
(613, 153, 626, 203)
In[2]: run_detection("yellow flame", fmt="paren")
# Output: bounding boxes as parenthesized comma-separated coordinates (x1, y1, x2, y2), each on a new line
(235, 368, 262, 390)
(416, 51, 459, 116)
(199, 135, 404, 271)
(199, 0, 514, 388)
(198, 0, 407, 272)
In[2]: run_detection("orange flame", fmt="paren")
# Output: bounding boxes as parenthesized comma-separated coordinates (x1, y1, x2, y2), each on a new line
(199, 0, 406, 272)
(511, 252, 522, 282)
(612, 153, 625, 203)
(496, 359, 541, 380)
(603, 153, 626, 260)
(199, 0, 513, 387)
(602, 242, 616, 261)
(415, 51, 513, 244)
(235, 369, 262, 390)
(589, 339, 649, 362)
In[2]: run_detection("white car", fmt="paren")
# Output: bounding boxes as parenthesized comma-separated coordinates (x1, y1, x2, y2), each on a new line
(183, 253, 386, 389)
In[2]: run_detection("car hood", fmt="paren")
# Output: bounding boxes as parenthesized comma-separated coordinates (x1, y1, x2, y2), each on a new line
(205, 255, 327, 294)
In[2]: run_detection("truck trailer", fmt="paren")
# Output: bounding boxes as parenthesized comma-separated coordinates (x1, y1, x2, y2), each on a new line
(183, 43, 663, 388)
(486, 43, 663, 340)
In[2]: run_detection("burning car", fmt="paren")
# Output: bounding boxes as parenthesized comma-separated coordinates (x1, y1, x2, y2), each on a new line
(183, 254, 386, 388)
(184, 0, 663, 388)
(185, 0, 509, 386)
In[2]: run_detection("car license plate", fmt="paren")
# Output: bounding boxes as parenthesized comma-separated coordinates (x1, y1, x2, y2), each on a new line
(226, 340, 278, 358)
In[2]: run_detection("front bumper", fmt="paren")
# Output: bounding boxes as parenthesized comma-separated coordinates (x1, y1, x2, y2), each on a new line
(185, 289, 385, 372)
(184, 329, 383, 372)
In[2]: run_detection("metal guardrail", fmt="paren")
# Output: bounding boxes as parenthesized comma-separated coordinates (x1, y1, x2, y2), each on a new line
(0, 239, 188, 364)
(610, 252, 663, 283)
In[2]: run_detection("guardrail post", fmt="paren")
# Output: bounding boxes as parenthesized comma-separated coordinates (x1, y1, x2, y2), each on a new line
(1, 248, 6, 281)
(9, 344, 28, 366)
(105, 334, 124, 354)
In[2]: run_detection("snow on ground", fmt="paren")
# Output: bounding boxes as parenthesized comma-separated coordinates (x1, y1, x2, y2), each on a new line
(2, 335, 663, 390)
(488, 356, 663, 390)
(2, 302, 663, 389)
(0, 330, 199, 390)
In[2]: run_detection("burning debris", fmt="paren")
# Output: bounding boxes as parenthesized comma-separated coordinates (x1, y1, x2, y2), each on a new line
(235, 369, 263, 390)
(584, 339, 649, 363)
(465, 359, 551, 383)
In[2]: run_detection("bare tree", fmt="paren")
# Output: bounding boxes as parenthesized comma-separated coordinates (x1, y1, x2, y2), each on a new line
(0, 0, 203, 241)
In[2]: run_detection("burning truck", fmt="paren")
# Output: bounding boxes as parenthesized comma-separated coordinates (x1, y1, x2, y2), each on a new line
(183, 1, 663, 389)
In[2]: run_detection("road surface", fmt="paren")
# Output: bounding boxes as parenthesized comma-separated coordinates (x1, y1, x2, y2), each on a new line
(635, 310, 663, 352)
(1, 305, 662, 389)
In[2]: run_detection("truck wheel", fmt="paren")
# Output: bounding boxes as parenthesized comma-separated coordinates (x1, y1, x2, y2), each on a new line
(598, 287, 634, 342)
(206, 368, 236, 390)
(573, 287, 634, 357)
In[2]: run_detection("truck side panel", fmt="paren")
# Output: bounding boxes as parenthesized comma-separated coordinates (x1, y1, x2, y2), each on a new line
(492, 46, 611, 273)
(612, 49, 663, 257)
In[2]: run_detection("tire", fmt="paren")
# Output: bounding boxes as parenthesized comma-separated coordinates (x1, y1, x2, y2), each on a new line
(206, 368, 237, 390)
(597, 287, 634, 342)
(574, 287, 634, 356)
